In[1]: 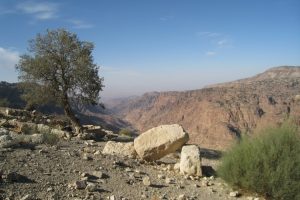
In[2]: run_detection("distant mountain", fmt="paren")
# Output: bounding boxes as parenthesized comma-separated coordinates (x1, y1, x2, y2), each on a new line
(110, 66, 300, 150)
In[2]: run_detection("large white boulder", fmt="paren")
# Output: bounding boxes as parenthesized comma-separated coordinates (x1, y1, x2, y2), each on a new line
(102, 141, 137, 158)
(134, 124, 189, 161)
(180, 145, 202, 176)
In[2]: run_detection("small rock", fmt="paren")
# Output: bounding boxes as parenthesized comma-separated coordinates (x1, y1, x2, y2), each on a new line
(109, 195, 116, 200)
(180, 145, 202, 176)
(20, 194, 33, 200)
(165, 177, 175, 184)
(93, 171, 104, 179)
(86, 183, 97, 192)
(74, 180, 87, 189)
(47, 187, 53, 192)
(158, 174, 165, 179)
(229, 191, 240, 197)
(178, 194, 187, 200)
(94, 150, 101, 155)
(125, 167, 133, 172)
(142, 175, 151, 186)
(82, 153, 92, 161)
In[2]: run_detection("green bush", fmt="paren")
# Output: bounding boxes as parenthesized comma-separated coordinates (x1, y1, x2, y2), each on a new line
(42, 132, 59, 146)
(0, 98, 9, 107)
(119, 128, 133, 137)
(217, 123, 300, 200)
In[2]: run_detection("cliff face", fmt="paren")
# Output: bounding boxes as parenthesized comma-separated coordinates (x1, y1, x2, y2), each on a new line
(110, 66, 300, 150)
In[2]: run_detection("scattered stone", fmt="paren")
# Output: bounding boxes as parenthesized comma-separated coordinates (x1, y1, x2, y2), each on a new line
(125, 167, 133, 172)
(134, 124, 189, 161)
(94, 150, 101, 155)
(142, 175, 151, 186)
(109, 195, 116, 200)
(20, 194, 33, 200)
(74, 180, 87, 189)
(86, 182, 97, 192)
(47, 187, 54, 192)
(165, 177, 175, 184)
(178, 194, 187, 200)
(158, 174, 165, 179)
(92, 171, 104, 179)
(82, 153, 93, 161)
(102, 141, 137, 158)
(229, 191, 240, 197)
(180, 145, 202, 176)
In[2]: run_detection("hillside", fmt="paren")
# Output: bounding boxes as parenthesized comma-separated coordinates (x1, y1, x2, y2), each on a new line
(0, 82, 130, 132)
(109, 66, 300, 150)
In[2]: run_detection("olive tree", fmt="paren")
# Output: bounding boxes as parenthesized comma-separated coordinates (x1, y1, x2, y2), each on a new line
(16, 29, 104, 132)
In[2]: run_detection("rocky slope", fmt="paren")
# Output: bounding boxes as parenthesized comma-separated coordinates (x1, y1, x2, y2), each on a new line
(109, 66, 300, 150)
(0, 108, 263, 200)
(0, 81, 131, 132)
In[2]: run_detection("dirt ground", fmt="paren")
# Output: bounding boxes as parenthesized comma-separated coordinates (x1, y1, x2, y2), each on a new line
(0, 137, 263, 200)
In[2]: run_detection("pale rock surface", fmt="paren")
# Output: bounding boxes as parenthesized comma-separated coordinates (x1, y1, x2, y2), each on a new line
(134, 124, 189, 161)
(102, 141, 137, 158)
(180, 145, 202, 176)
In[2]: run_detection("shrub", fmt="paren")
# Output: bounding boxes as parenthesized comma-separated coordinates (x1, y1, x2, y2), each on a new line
(42, 132, 59, 146)
(119, 128, 133, 137)
(217, 123, 300, 200)
(0, 98, 9, 107)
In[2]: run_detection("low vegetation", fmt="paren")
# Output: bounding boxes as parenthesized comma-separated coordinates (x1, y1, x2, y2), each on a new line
(42, 132, 59, 146)
(118, 128, 134, 137)
(218, 122, 300, 200)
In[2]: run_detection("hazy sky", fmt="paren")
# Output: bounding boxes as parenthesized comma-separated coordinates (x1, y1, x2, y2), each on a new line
(0, 0, 299, 98)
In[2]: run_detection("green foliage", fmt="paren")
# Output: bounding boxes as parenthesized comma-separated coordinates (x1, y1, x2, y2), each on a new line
(42, 132, 59, 146)
(217, 123, 300, 199)
(0, 98, 9, 107)
(16, 29, 104, 127)
(119, 128, 133, 137)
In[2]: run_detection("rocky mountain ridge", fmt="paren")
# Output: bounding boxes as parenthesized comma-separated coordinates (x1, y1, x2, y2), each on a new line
(109, 66, 300, 150)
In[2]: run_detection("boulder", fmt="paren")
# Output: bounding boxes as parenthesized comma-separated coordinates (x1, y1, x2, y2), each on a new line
(180, 145, 202, 176)
(102, 141, 137, 158)
(134, 124, 189, 161)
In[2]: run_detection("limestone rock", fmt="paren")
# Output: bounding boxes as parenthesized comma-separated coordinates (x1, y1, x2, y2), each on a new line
(180, 145, 202, 176)
(229, 191, 240, 197)
(134, 124, 189, 161)
(102, 141, 137, 158)
(142, 175, 151, 186)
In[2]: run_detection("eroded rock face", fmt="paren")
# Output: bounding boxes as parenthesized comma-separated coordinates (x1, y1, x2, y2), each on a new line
(180, 145, 202, 176)
(134, 124, 189, 161)
(111, 66, 300, 150)
(102, 141, 137, 158)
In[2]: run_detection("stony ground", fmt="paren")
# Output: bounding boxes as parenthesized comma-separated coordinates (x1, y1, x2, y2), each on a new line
(0, 137, 263, 200)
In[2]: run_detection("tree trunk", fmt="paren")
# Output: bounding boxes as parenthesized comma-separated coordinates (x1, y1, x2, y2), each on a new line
(63, 99, 82, 134)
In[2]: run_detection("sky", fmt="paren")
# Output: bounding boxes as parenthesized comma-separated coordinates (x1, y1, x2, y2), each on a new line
(0, 0, 299, 99)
